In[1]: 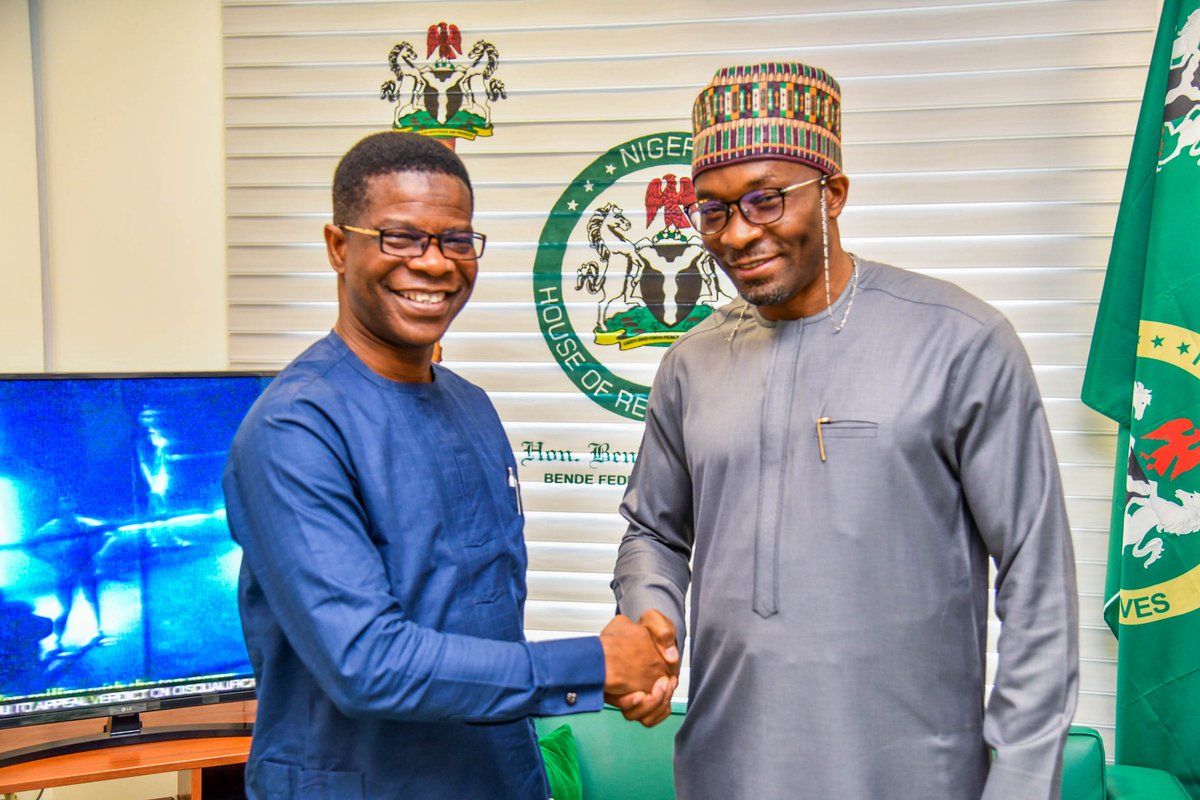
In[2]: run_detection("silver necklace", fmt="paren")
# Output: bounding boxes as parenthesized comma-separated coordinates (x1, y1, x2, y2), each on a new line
(821, 185, 859, 333)
(826, 254, 859, 334)
(725, 303, 750, 343)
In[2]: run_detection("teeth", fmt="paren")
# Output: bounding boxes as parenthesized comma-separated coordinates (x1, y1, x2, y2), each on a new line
(400, 291, 446, 304)
(736, 257, 771, 270)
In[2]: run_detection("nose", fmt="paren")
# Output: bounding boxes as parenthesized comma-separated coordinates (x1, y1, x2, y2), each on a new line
(406, 236, 456, 277)
(718, 206, 764, 250)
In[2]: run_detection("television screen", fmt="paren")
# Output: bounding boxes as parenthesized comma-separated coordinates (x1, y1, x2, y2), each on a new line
(0, 373, 273, 732)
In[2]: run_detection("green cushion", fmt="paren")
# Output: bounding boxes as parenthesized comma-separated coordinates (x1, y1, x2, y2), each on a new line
(1106, 765, 1192, 799)
(539, 723, 583, 800)
(1063, 726, 1106, 800)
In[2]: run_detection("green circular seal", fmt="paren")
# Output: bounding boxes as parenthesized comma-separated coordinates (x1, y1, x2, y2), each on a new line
(1115, 320, 1200, 625)
(533, 132, 734, 421)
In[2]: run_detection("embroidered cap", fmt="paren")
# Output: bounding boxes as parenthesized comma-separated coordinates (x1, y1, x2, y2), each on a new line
(691, 62, 842, 179)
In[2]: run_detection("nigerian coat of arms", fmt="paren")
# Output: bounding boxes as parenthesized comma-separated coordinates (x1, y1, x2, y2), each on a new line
(379, 22, 506, 140)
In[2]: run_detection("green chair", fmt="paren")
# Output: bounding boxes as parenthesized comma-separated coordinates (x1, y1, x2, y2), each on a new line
(1062, 726, 1106, 800)
(536, 708, 1191, 800)
(1062, 725, 1191, 800)
(1107, 764, 1193, 800)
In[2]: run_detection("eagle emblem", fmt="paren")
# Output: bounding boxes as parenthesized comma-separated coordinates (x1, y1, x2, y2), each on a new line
(427, 22, 462, 61)
(644, 174, 696, 230)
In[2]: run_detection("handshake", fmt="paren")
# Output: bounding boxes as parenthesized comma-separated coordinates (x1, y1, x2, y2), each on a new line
(599, 610, 679, 728)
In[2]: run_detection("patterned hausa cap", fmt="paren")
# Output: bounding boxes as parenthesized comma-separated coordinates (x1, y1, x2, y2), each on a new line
(691, 62, 842, 178)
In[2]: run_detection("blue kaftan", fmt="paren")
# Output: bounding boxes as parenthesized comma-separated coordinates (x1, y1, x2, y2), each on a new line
(224, 333, 604, 800)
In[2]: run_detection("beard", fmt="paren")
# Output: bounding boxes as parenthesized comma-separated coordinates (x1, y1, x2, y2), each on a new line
(727, 247, 823, 310)
(737, 276, 800, 308)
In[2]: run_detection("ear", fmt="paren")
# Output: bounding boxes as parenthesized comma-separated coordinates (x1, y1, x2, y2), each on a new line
(824, 174, 850, 220)
(325, 224, 348, 274)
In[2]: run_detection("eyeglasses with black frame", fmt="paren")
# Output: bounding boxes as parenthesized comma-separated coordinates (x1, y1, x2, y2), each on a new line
(686, 176, 823, 235)
(339, 225, 487, 260)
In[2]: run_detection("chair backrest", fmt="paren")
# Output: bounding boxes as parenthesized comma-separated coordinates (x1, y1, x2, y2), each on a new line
(1062, 726, 1106, 800)
(537, 713, 1111, 800)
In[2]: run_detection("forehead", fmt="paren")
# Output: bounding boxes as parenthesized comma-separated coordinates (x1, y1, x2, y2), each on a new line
(693, 158, 820, 198)
(361, 170, 472, 223)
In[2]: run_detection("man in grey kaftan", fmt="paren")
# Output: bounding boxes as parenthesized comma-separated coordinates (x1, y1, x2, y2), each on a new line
(611, 62, 1078, 800)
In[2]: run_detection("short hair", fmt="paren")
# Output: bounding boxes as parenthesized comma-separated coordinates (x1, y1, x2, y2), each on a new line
(331, 131, 474, 224)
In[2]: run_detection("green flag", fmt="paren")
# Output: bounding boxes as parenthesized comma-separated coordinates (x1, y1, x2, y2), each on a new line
(1081, 0, 1200, 794)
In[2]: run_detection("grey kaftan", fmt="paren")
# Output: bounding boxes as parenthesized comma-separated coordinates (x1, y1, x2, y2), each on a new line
(612, 260, 1079, 800)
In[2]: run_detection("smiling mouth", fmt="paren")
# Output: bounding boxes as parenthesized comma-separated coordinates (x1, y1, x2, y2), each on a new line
(729, 255, 776, 273)
(397, 290, 448, 304)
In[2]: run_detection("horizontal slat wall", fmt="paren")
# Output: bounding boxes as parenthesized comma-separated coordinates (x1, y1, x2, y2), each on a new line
(224, 0, 1161, 754)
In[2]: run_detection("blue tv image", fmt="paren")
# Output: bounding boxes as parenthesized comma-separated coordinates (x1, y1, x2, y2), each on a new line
(0, 373, 272, 729)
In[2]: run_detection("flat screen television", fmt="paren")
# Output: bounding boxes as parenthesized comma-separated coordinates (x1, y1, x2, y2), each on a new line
(0, 372, 274, 766)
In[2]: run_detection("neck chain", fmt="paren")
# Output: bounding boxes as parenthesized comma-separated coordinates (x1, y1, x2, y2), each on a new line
(725, 303, 750, 343)
(821, 185, 859, 333)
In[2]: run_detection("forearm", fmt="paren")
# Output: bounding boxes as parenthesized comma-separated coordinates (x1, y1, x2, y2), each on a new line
(955, 322, 1079, 798)
(981, 518, 1078, 798)
(226, 419, 606, 726)
(320, 627, 604, 722)
(612, 536, 690, 650)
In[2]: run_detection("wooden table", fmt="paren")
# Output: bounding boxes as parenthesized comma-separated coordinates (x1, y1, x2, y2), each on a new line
(0, 701, 254, 798)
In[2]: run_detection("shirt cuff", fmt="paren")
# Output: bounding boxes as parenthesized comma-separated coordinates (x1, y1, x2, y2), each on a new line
(527, 636, 605, 716)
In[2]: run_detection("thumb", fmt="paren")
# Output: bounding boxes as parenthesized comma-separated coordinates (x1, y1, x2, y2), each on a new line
(640, 609, 679, 665)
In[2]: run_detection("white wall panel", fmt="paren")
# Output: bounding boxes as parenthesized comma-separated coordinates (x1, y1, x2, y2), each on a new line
(39, 0, 227, 372)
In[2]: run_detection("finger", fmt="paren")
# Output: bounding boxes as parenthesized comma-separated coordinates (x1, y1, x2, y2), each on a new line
(621, 689, 669, 723)
(613, 676, 669, 722)
(640, 701, 673, 728)
(619, 697, 655, 722)
(645, 677, 679, 727)
(607, 690, 646, 712)
(640, 609, 674, 645)
(635, 689, 675, 726)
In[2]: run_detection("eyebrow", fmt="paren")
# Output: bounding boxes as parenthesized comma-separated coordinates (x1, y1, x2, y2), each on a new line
(695, 175, 783, 202)
(372, 222, 475, 234)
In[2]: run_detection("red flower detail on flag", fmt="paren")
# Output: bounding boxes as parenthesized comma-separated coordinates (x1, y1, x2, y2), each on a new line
(1139, 417, 1200, 480)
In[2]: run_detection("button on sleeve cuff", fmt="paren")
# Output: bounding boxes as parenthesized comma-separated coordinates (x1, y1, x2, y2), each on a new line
(527, 636, 605, 716)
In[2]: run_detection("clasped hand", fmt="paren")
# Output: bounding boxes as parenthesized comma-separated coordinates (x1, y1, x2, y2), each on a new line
(599, 610, 679, 727)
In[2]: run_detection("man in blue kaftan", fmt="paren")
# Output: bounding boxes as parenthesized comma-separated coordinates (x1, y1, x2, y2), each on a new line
(224, 132, 677, 800)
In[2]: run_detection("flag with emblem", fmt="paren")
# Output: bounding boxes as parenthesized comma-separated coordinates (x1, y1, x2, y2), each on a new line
(1081, 0, 1200, 793)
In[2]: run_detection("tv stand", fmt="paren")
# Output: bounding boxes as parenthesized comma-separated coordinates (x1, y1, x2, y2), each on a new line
(108, 710, 144, 738)
(0, 701, 253, 797)
(0, 711, 251, 768)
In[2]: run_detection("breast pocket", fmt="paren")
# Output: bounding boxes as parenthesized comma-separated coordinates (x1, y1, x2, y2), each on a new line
(813, 418, 880, 463)
(816, 419, 879, 438)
